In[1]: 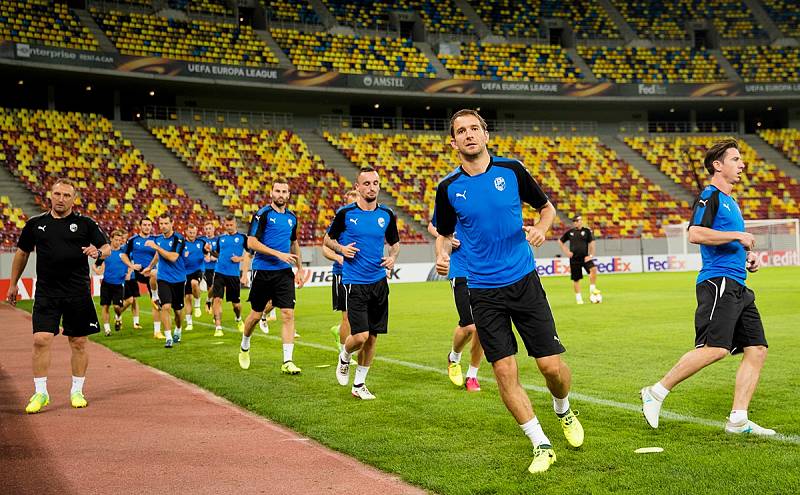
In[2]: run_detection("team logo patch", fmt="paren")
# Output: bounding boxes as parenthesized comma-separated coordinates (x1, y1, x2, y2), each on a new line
(69, 223, 78, 232)
(494, 177, 506, 191)
(378, 217, 386, 228)
(288, 219, 293, 227)
(234, 237, 240, 243)
(184, 251, 189, 257)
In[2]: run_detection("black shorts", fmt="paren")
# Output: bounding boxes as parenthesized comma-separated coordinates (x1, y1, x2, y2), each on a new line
(100, 281, 125, 307)
(346, 279, 389, 335)
(451, 277, 474, 327)
(32, 295, 100, 337)
(157, 280, 185, 310)
(469, 271, 565, 363)
(248, 269, 294, 312)
(212, 274, 241, 303)
(186, 270, 203, 284)
(124, 278, 141, 298)
(204, 269, 215, 290)
(331, 273, 347, 312)
(694, 277, 767, 355)
(570, 258, 595, 281)
(133, 271, 153, 295)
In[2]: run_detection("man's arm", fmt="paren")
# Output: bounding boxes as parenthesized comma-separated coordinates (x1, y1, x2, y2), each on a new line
(246, 236, 299, 265)
(142, 253, 159, 274)
(688, 226, 754, 249)
(321, 244, 344, 264)
(239, 251, 251, 287)
(587, 239, 596, 259)
(558, 239, 572, 257)
(153, 244, 180, 263)
(6, 249, 30, 305)
(524, 201, 556, 247)
(119, 253, 139, 271)
(291, 240, 306, 287)
(435, 234, 453, 276)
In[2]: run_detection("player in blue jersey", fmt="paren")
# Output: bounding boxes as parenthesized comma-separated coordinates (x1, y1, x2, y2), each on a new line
(143, 214, 185, 349)
(182, 224, 207, 330)
(433, 110, 583, 473)
(427, 215, 483, 392)
(325, 167, 400, 400)
(121, 217, 164, 338)
(240, 179, 305, 374)
(209, 215, 248, 337)
(640, 139, 774, 436)
(93, 230, 135, 336)
(322, 189, 359, 355)
(201, 220, 218, 314)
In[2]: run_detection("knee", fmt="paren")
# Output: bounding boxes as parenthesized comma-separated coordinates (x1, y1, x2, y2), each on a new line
(69, 336, 88, 352)
(280, 308, 293, 321)
(32, 333, 52, 349)
(746, 345, 768, 363)
(350, 332, 368, 346)
(537, 358, 564, 381)
(491, 357, 516, 380)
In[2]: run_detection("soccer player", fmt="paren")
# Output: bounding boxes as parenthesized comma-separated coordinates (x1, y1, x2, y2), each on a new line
(209, 215, 248, 337)
(93, 230, 135, 336)
(558, 215, 602, 304)
(7, 179, 110, 413)
(200, 220, 218, 314)
(182, 224, 206, 330)
(143, 214, 185, 348)
(640, 139, 774, 436)
(427, 218, 483, 392)
(322, 189, 359, 355)
(240, 179, 305, 374)
(433, 109, 583, 473)
(121, 217, 163, 338)
(324, 167, 400, 400)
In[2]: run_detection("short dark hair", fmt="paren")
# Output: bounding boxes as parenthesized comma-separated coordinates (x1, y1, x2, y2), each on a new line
(703, 139, 739, 175)
(139, 217, 153, 225)
(356, 166, 377, 182)
(111, 229, 126, 238)
(572, 214, 582, 222)
(159, 213, 172, 221)
(224, 214, 236, 222)
(52, 178, 77, 191)
(449, 109, 488, 138)
(272, 177, 289, 188)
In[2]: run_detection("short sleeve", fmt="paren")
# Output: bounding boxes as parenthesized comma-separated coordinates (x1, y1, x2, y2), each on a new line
(327, 208, 347, 240)
(249, 209, 269, 239)
(511, 161, 549, 210)
(689, 190, 720, 229)
(559, 230, 570, 243)
(17, 220, 36, 253)
(385, 210, 400, 245)
(434, 182, 457, 237)
(86, 216, 109, 247)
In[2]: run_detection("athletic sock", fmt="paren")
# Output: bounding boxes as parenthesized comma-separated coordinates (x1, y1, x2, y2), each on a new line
(729, 409, 748, 424)
(70, 376, 85, 395)
(553, 394, 570, 416)
(133, 315, 140, 325)
(34, 377, 48, 395)
(651, 382, 670, 402)
(193, 299, 200, 309)
(590, 284, 597, 293)
(353, 365, 370, 386)
(449, 350, 462, 363)
(186, 315, 193, 325)
(466, 365, 479, 379)
(520, 417, 550, 447)
(235, 316, 242, 323)
(164, 330, 172, 341)
(215, 325, 222, 331)
(269, 308, 276, 319)
(154, 321, 162, 334)
(283, 343, 294, 363)
(340, 349, 352, 363)
(103, 323, 111, 333)
(575, 293, 583, 303)
(241, 335, 251, 351)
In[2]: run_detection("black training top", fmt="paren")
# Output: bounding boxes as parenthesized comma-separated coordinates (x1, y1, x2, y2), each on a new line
(559, 227, 594, 260)
(17, 211, 109, 298)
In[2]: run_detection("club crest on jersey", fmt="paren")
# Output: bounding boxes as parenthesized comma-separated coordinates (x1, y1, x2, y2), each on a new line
(234, 237, 240, 243)
(288, 219, 293, 227)
(378, 217, 385, 228)
(494, 177, 506, 191)
(69, 223, 78, 232)
(184, 251, 189, 257)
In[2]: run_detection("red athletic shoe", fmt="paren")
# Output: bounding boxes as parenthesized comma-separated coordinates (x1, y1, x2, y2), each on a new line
(465, 377, 481, 392)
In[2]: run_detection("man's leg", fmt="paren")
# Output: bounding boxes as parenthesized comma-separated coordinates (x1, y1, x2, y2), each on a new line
(100, 305, 111, 335)
(161, 303, 174, 347)
(536, 355, 571, 400)
(572, 280, 583, 304)
(725, 345, 772, 434)
(447, 325, 471, 387)
(279, 309, 300, 373)
(350, 333, 376, 399)
(32, 332, 54, 379)
(67, 336, 89, 408)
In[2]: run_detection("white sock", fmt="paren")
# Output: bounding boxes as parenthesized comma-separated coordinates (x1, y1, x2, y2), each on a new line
(466, 365, 479, 379)
(575, 293, 583, 302)
(553, 394, 570, 415)
(174, 327, 181, 338)
(449, 350, 462, 363)
(235, 316, 242, 322)
(590, 284, 597, 293)
(260, 314, 267, 322)
(164, 330, 172, 340)
(520, 417, 550, 447)
(354, 365, 370, 386)
(103, 323, 111, 332)
(133, 315, 140, 325)
(269, 308, 276, 318)
(186, 315, 192, 325)
(729, 409, 748, 424)
(34, 377, 48, 395)
(241, 335, 251, 351)
(154, 321, 161, 333)
(193, 298, 200, 308)
(340, 349, 352, 363)
(651, 382, 670, 402)
(283, 343, 294, 363)
(216, 325, 222, 331)
(115, 315, 121, 323)
(71, 376, 85, 395)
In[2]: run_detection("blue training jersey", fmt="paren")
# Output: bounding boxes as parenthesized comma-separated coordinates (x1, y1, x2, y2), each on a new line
(199, 235, 218, 271)
(155, 233, 186, 284)
(215, 232, 247, 277)
(434, 156, 550, 289)
(327, 203, 400, 285)
(430, 206, 468, 279)
(125, 234, 157, 267)
(689, 185, 747, 285)
(96, 249, 128, 285)
(330, 204, 352, 276)
(183, 237, 206, 274)
(248, 205, 299, 271)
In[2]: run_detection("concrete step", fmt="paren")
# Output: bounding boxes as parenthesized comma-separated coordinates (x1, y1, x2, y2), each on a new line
(254, 29, 294, 69)
(564, 48, 597, 82)
(75, 9, 118, 53)
(594, 0, 637, 42)
(0, 166, 41, 217)
(741, 134, 800, 182)
(709, 49, 742, 82)
(414, 42, 451, 79)
(451, 0, 491, 38)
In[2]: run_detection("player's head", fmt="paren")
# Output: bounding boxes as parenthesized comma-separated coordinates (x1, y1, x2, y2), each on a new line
(223, 214, 236, 234)
(158, 214, 173, 235)
(49, 178, 77, 215)
(185, 224, 197, 240)
(572, 215, 583, 228)
(110, 229, 125, 249)
(344, 189, 359, 204)
(271, 178, 290, 207)
(139, 217, 153, 235)
(449, 109, 489, 158)
(203, 220, 215, 237)
(355, 167, 380, 203)
(704, 138, 744, 183)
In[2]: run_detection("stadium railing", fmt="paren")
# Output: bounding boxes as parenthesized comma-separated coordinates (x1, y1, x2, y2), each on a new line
(320, 115, 598, 134)
(143, 106, 293, 129)
(618, 121, 740, 134)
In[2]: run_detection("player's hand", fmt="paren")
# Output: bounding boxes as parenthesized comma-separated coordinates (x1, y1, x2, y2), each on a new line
(240, 272, 250, 288)
(380, 255, 396, 270)
(141, 267, 152, 276)
(231, 255, 244, 263)
(82, 245, 100, 259)
(144, 240, 157, 249)
(435, 254, 450, 276)
(132, 263, 143, 271)
(584, 255, 593, 262)
(738, 232, 756, 250)
(524, 226, 546, 247)
(337, 255, 345, 265)
(295, 267, 306, 289)
(276, 252, 299, 265)
(204, 243, 211, 252)
(339, 242, 359, 259)
(6, 285, 19, 306)
(451, 237, 461, 249)
(746, 251, 760, 273)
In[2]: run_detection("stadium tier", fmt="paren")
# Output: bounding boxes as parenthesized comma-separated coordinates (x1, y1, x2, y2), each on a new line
(264, 0, 320, 24)
(168, 0, 234, 16)
(577, 46, 726, 83)
(468, 0, 619, 39)
(439, 42, 582, 82)
(271, 29, 435, 77)
(0, 0, 97, 51)
(150, 125, 425, 244)
(0, 108, 216, 234)
(610, 0, 766, 39)
(92, 10, 279, 67)
(722, 46, 800, 83)
(0, 195, 25, 247)
(762, 0, 800, 37)
(320, 0, 473, 34)
(759, 128, 800, 167)
(624, 136, 800, 219)
(324, 131, 688, 238)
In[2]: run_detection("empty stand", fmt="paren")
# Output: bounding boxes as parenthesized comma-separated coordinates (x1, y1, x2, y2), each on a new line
(577, 46, 725, 83)
(264, 0, 320, 24)
(440, 42, 582, 82)
(468, 0, 619, 39)
(0, 0, 98, 50)
(722, 46, 800, 83)
(761, 0, 800, 37)
(0, 195, 25, 247)
(320, 0, 473, 34)
(759, 129, 800, 168)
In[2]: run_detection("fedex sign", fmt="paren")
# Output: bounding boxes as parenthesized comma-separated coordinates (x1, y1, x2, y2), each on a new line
(535, 256, 642, 277)
(644, 254, 701, 273)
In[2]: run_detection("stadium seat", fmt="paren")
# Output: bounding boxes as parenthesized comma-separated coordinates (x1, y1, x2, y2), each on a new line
(0, 0, 98, 51)
(577, 46, 726, 83)
(722, 46, 800, 83)
(265, 0, 321, 24)
(761, 0, 800, 37)
(0, 194, 26, 247)
(440, 42, 582, 82)
(321, 0, 473, 34)
(759, 129, 800, 168)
